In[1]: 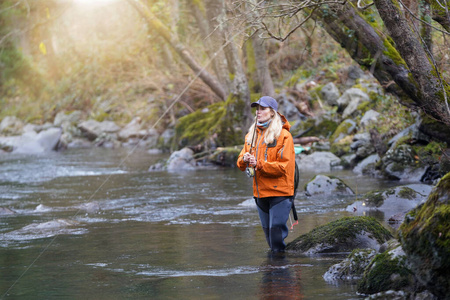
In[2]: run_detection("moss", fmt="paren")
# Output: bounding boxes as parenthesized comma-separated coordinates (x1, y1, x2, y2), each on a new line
(330, 142, 351, 157)
(175, 102, 226, 147)
(330, 119, 355, 144)
(383, 39, 407, 67)
(399, 173, 450, 297)
(287, 216, 392, 252)
(357, 250, 413, 294)
(308, 118, 338, 138)
(364, 190, 386, 207)
(398, 187, 416, 200)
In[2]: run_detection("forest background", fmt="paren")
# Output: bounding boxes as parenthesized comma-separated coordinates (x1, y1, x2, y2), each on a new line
(1, 0, 450, 152)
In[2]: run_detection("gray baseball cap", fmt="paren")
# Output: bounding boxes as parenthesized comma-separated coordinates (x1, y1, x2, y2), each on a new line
(251, 96, 278, 112)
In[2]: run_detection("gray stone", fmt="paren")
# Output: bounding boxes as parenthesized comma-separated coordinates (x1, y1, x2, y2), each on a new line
(297, 151, 341, 172)
(321, 82, 341, 106)
(305, 174, 354, 196)
(360, 109, 380, 128)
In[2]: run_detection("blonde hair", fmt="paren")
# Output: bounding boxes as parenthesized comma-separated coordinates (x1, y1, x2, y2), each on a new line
(246, 109, 283, 147)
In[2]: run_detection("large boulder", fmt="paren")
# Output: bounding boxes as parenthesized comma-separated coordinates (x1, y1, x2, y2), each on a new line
(166, 147, 196, 171)
(323, 248, 376, 281)
(297, 151, 341, 172)
(0, 116, 24, 135)
(78, 120, 120, 141)
(336, 88, 370, 118)
(320, 82, 341, 106)
(350, 132, 375, 159)
(399, 173, 450, 299)
(286, 216, 393, 254)
(305, 174, 354, 196)
(347, 184, 432, 225)
(382, 144, 428, 181)
(0, 127, 62, 154)
(357, 243, 415, 295)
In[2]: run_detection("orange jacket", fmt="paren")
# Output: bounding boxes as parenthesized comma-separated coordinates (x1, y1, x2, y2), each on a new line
(237, 113, 295, 198)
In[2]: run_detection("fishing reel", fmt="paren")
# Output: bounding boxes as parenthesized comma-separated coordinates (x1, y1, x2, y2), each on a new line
(245, 166, 255, 178)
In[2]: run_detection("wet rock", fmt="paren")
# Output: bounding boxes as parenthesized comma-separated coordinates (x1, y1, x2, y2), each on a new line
(357, 243, 415, 296)
(209, 147, 241, 167)
(166, 147, 196, 171)
(347, 184, 432, 224)
(0, 127, 62, 154)
(286, 216, 393, 254)
(305, 174, 354, 196)
(323, 248, 376, 281)
(297, 151, 341, 172)
(353, 154, 380, 175)
(382, 144, 428, 181)
(399, 173, 450, 299)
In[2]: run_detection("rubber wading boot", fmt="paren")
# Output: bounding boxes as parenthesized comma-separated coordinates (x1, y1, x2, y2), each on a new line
(262, 227, 271, 248)
(270, 227, 285, 253)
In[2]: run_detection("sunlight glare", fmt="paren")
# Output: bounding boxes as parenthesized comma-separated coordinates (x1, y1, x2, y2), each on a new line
(73, 0, 119, 6)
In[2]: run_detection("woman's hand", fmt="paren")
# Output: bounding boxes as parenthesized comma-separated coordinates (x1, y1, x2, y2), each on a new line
(243, 152, 256, 167)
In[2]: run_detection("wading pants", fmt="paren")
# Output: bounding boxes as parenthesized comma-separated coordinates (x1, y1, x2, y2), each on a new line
(256, 197, 292, 253)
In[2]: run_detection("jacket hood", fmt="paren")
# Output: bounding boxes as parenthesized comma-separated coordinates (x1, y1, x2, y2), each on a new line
(279, 112, 291, 131)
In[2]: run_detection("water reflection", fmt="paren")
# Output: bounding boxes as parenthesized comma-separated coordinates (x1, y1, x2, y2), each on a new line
(258, 253, 303, 299)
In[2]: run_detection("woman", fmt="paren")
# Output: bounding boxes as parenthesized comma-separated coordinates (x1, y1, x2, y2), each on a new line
(237, 96, 295, 253)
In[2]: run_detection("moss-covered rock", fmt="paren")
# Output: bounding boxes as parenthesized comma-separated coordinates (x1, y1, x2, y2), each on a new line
(357, 244, 415, 295)
(208, 146, 242, 167)
(323, 248, 376, 281)
(399, 172, 450, 299)
(286, 216, 392, 254)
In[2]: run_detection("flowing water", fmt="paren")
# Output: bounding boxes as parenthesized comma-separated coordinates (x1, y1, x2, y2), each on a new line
(0, 148, 403, 299)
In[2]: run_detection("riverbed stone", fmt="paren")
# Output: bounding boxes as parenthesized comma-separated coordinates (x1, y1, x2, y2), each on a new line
(346, 184, 432, 224)
(357, 243, 415, 295)
(398, 173, 450, 299)
(0, 127, 62, 154)
(305, 174, 354, 196)
(286, 216, 393, 254)
(353, 154, 380, 175)
(166, 147, 196, 171)
(323, 248, 376, 281)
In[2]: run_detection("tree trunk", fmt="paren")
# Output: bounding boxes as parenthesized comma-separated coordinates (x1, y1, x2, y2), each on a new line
(251, 30, 275, 97)
(374, 0, 450, 126)
(311, 3, 450, 128)
(190, 0, 230, 95)
(127, 0, 226, 101)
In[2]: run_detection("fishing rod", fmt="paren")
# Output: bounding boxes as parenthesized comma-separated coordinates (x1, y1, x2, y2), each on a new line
(2, 21, 252, 299)
(245, 116, 257, 178)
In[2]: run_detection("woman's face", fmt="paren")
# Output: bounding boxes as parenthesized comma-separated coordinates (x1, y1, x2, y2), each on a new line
(256, 105, 274, 123)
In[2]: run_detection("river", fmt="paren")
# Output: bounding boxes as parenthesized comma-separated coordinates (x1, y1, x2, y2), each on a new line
(0, 148, 403, 299)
